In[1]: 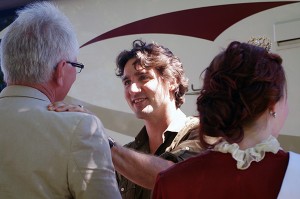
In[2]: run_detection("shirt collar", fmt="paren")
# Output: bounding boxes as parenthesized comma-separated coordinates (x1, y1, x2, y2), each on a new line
(134, 109, 188, 145)
(0, 85, 50, 102)
(164, 109, 187, 133)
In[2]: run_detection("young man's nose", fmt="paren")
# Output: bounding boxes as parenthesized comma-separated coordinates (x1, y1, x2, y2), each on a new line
(129, 82, 141, 93)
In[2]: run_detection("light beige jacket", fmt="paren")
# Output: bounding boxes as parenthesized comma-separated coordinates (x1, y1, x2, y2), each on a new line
(0, 85, 121, 199)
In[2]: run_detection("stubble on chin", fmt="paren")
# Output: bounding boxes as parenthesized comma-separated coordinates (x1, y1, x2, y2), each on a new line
(133, 105, 154, 119)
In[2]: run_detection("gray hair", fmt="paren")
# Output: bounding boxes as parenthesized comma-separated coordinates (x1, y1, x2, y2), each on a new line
(0, 1, 79, 84)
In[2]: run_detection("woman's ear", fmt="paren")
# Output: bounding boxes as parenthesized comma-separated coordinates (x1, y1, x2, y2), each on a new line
(268, 103, 277, 118)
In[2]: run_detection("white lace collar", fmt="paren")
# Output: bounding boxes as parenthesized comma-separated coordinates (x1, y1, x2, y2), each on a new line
(213, 136, 282, 170)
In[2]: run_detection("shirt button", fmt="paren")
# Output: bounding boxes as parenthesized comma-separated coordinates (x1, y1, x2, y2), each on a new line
(121, 188, 125, 192)
(185, 146, 190, 150)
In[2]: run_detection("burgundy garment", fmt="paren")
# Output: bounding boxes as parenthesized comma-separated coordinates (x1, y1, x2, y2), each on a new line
(153, 150, 289, 199)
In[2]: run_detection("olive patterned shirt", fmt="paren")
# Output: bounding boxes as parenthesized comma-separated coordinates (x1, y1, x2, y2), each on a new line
(116, 112, 204, 199)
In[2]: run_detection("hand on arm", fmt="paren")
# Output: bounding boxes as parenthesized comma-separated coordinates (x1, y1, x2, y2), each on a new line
(47, 101, 93, 114)
(111, 143, 174, 189)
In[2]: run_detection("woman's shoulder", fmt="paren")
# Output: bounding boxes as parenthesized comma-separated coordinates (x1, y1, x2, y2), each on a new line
(159, 150, 222, 177)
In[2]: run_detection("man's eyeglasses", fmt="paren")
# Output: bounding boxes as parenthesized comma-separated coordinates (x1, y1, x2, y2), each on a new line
(67, 61, 84, 73)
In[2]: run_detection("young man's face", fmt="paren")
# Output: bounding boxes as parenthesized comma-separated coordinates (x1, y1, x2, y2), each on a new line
(122, 58, 173, 119)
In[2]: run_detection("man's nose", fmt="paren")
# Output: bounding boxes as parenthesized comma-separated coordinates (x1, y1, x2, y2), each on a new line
(129, 82, 141, 93)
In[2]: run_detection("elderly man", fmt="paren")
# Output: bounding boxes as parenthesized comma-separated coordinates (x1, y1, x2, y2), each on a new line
(0, 2, 121, 198)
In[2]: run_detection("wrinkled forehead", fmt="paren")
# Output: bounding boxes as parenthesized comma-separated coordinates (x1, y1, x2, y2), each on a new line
(122, 65, 153, 80)
(123, 58, 145, 73)
(125, 57, 148, 70)
(123, 62, 160, 82)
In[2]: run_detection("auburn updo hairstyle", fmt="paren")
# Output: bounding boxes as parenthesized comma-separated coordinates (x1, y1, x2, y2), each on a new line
(197, 41, 286, 149)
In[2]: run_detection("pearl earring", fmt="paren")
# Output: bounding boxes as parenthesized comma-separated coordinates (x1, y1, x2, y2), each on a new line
(270, 111, 277, 118)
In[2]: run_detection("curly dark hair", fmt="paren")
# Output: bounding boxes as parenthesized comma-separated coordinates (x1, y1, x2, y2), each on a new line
(115, 39, 188, 108)
(197, 41, 286, 149)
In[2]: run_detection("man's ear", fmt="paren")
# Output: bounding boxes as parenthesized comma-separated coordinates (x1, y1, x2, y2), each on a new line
(53, 61, 66, 86)
(169, 81, 177, 91)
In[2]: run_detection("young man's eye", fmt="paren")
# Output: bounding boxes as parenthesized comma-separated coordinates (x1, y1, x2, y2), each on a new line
(139, 75, 150, 81)
(123, 80, 130, 86)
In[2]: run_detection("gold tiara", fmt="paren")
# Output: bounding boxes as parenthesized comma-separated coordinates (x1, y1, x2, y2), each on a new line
(247, 36, 272, 52)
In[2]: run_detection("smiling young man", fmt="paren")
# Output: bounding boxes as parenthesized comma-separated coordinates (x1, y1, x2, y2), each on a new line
(112, 40, 204, 199)
(47, 39, 206, 199)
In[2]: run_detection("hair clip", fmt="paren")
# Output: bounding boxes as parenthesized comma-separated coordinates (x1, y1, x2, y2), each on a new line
(247, 36, 272, 52)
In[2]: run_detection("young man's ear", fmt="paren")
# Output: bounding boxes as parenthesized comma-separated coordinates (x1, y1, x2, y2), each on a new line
(170, 84, 175, 91)
(169, 80, 177, 91)
(53, 60, 66, 86)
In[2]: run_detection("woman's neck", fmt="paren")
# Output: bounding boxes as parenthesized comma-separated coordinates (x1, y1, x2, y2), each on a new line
(238, 112, 272, 150)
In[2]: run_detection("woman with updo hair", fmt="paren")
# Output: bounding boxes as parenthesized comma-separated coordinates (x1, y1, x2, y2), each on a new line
(152, 40, 300, 199)
(198, 40, 286, 149)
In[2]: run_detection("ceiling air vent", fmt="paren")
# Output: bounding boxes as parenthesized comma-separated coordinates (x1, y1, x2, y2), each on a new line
(274, 18, 300, 50)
